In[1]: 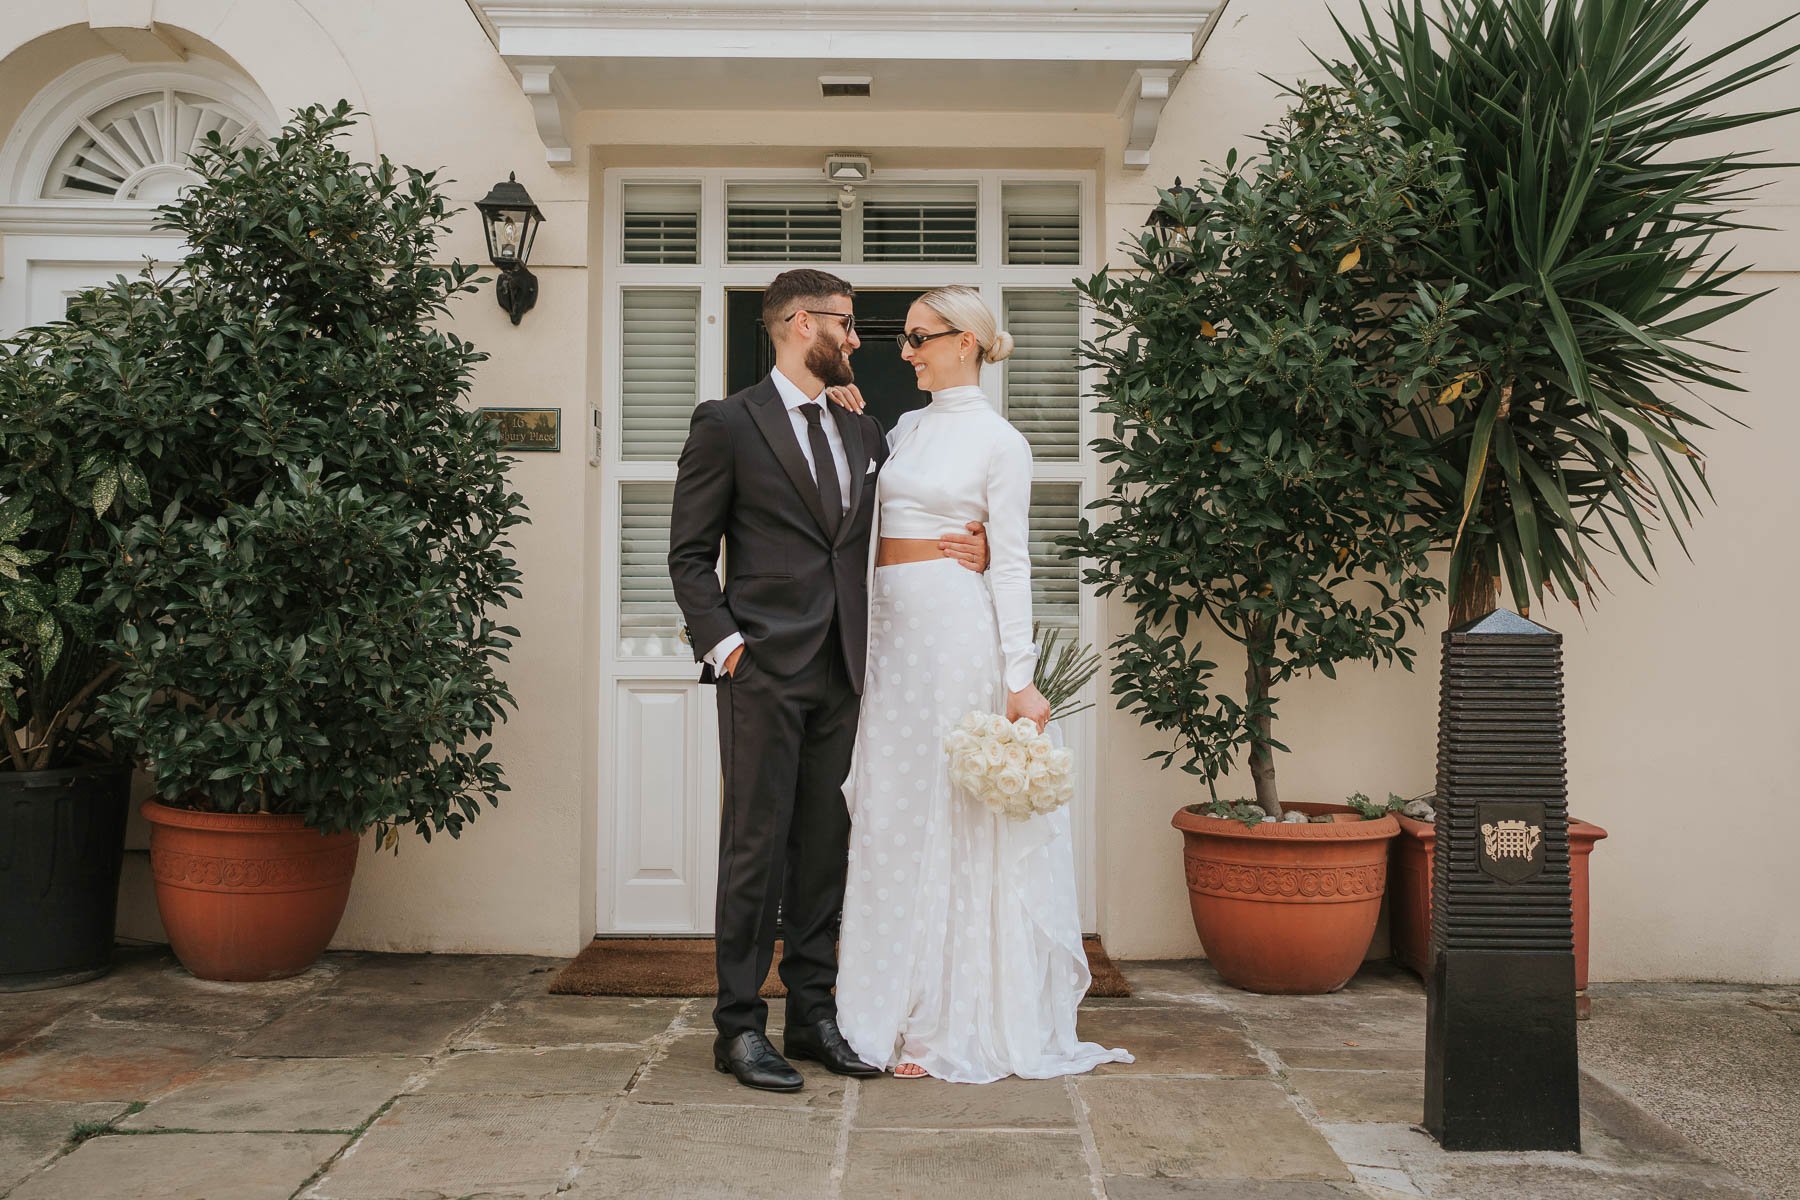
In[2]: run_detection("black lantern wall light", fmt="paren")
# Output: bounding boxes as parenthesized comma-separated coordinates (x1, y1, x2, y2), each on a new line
(475, 172, 544, 325)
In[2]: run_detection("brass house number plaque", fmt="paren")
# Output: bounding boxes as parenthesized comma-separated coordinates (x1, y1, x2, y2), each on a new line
(479, 407, 560, 452)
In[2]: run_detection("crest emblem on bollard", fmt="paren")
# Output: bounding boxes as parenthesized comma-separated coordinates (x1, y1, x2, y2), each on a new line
(1476, 803, 1547, 883)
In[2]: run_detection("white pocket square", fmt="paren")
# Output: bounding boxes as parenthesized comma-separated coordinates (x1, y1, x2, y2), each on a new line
(864, 461, 878, 474)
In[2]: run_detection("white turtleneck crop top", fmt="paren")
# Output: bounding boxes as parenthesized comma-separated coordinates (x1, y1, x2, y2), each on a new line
(879, 386, 1039, 692)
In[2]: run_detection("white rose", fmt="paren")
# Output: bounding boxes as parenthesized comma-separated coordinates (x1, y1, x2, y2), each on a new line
(994, 767, 1028, 796)
(1050, 748, 1074, 774)
(1026, 737, 1053, 761)
(1003, 745, 1028, 771)
(983, 740, 1008, 768)
(1011, 718, 1038, 742)
(1026, 757, 1052, 783)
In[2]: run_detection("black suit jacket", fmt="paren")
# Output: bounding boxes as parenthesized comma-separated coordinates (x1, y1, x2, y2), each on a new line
(668, 376, 886, 692)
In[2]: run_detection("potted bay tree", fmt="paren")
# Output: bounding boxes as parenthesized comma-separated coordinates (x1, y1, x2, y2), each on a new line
(93, 101, 529, 981)
(1071, 85, 1470, 994)
(1324, 0, 1799, 989)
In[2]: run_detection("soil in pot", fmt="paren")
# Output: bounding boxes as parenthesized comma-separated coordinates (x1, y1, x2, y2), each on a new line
(1172, 801, 1399, 994)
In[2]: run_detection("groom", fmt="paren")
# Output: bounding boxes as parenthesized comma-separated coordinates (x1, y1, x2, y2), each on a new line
(668, 269, 987, 1091)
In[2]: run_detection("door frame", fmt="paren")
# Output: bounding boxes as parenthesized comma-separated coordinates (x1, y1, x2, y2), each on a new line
(594, 165, 1102, 935)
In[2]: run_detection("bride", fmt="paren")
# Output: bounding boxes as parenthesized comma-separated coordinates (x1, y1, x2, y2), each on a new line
(827, 286, 1132, 1083)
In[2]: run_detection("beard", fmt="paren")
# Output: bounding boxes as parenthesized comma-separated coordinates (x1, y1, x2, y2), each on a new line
(805, 331, 855, 387)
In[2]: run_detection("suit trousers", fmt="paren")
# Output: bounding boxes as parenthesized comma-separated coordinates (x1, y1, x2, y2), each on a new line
(713, 626, 859, 1038)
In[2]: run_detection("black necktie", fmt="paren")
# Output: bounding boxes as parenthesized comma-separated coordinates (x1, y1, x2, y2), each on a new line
(799, 403, 842, 539)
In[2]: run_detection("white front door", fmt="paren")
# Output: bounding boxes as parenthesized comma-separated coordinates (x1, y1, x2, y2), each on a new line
(0, 237, 177, 337)
(595, 169, 1100, 935)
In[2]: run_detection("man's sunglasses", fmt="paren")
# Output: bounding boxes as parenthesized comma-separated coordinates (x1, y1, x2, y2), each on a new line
(784, 309, 856, 334)
(895, 328, 962, 350)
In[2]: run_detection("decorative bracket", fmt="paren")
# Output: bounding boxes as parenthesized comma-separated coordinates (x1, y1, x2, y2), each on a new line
(1120, 67, 1176, 171)
(512, 62, 577, 167)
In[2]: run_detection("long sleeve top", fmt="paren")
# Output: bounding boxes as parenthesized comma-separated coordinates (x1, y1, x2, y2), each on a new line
(879, 385, 1039, 692)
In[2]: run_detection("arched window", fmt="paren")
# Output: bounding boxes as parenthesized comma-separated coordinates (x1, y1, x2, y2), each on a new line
(0, 56, 274, 208)
(40, 89, 261, 202)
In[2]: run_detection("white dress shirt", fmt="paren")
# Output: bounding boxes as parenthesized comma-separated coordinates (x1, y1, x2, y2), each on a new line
(705, 368, 853, 674)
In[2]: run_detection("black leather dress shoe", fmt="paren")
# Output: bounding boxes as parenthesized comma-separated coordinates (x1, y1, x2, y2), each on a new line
(784, 1016, 882, 1077)
(714, 1031, 804, 1092)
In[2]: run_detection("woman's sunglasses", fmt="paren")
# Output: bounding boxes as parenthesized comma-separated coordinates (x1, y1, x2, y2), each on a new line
(895, 328, 962, 350)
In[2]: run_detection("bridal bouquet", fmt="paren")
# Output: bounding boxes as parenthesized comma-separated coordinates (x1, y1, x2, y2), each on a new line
(944, 712, 1075, 821)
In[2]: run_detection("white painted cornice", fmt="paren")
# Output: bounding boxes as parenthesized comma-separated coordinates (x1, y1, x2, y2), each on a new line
(478, 1, 1217, 60)
(475, 0, 1217, 167)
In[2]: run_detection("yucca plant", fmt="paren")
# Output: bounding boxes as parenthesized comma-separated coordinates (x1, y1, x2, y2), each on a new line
(1324, 0, 1798, 624)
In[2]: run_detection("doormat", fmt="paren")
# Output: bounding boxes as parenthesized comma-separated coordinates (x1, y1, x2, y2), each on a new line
(548, 936, 1131, 999)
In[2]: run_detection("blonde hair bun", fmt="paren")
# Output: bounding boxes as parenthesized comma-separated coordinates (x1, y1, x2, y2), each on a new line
(917, 285, 1014, 365)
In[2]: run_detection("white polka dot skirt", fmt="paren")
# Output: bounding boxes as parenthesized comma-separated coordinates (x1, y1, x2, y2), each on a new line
(837, 558, 1133, 1083)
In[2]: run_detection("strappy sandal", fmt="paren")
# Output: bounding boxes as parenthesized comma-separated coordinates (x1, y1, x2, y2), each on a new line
(893, 1062, 929, 1079)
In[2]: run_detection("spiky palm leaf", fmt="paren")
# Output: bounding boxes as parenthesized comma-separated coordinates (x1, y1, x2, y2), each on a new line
(1322, 0, 1797, 620)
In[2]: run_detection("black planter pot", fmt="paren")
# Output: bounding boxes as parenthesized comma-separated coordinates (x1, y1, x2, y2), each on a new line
(0, 765, 132, 991)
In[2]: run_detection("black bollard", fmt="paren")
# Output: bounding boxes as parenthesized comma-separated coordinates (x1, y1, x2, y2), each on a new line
(1424, 609, 1581, 1151)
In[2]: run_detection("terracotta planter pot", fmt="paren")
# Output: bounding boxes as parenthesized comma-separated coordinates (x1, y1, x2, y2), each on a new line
(1390, 814, 1607, 995)
(1172, 801, 1400, 994)
(142, 801, 359, 982)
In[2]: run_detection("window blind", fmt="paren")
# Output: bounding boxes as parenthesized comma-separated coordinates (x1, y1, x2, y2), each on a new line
(622, 182, 700, 265)
(726, 186, 842, 262)
(1004, 289, 1080, 463)
(619, 483, 680, 656)
(1002, 182, 1081, 266)
(620, 289, 700, 460)
(862, 198, 978, 263)
(1030, 482, 1082, 635)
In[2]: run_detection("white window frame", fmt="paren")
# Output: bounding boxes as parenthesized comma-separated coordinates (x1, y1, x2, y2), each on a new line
(596, 166, 1103, 933)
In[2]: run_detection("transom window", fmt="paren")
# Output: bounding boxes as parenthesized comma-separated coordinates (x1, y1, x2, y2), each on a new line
(41, 89, 262, 203)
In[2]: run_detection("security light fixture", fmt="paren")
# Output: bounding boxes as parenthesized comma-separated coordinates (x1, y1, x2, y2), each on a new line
(825, 154, 873, 184)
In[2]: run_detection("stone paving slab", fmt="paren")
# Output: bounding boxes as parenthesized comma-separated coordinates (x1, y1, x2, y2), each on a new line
(0, 1101, 128, 1193)
(1287, 1068, 1425, 1124)
(1079, 1076, 1352, 1182)
(306, 1092, 612, 1200)
(1580, 987, 1800, 1200)
(1104, 1179, 1366, 1199)
(852, 1073, 1078, 1129)
(233, 996, 493, 1058)
(121, 1056, 419, 1131)
(628, 1032, 846, 1110)
(412, 1046, 644, 1095)
(842, 1128, 1093, 1199)
(1078, 1005, 1270, 1077)
(571, 1101, 836, 1199)
(0, 995, 83, 1056)
(455, 995, 687, 1049)
(1397, 1155, 1765, 1199)
(0, 1014, 228, 1101)
(8, 1132, 344, 1200)
(322, 952, 565, 1001)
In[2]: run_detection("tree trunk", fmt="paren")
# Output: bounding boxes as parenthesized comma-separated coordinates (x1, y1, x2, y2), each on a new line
(1244, 632, 1280, 817)
(1449, 553, 1501, 629)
